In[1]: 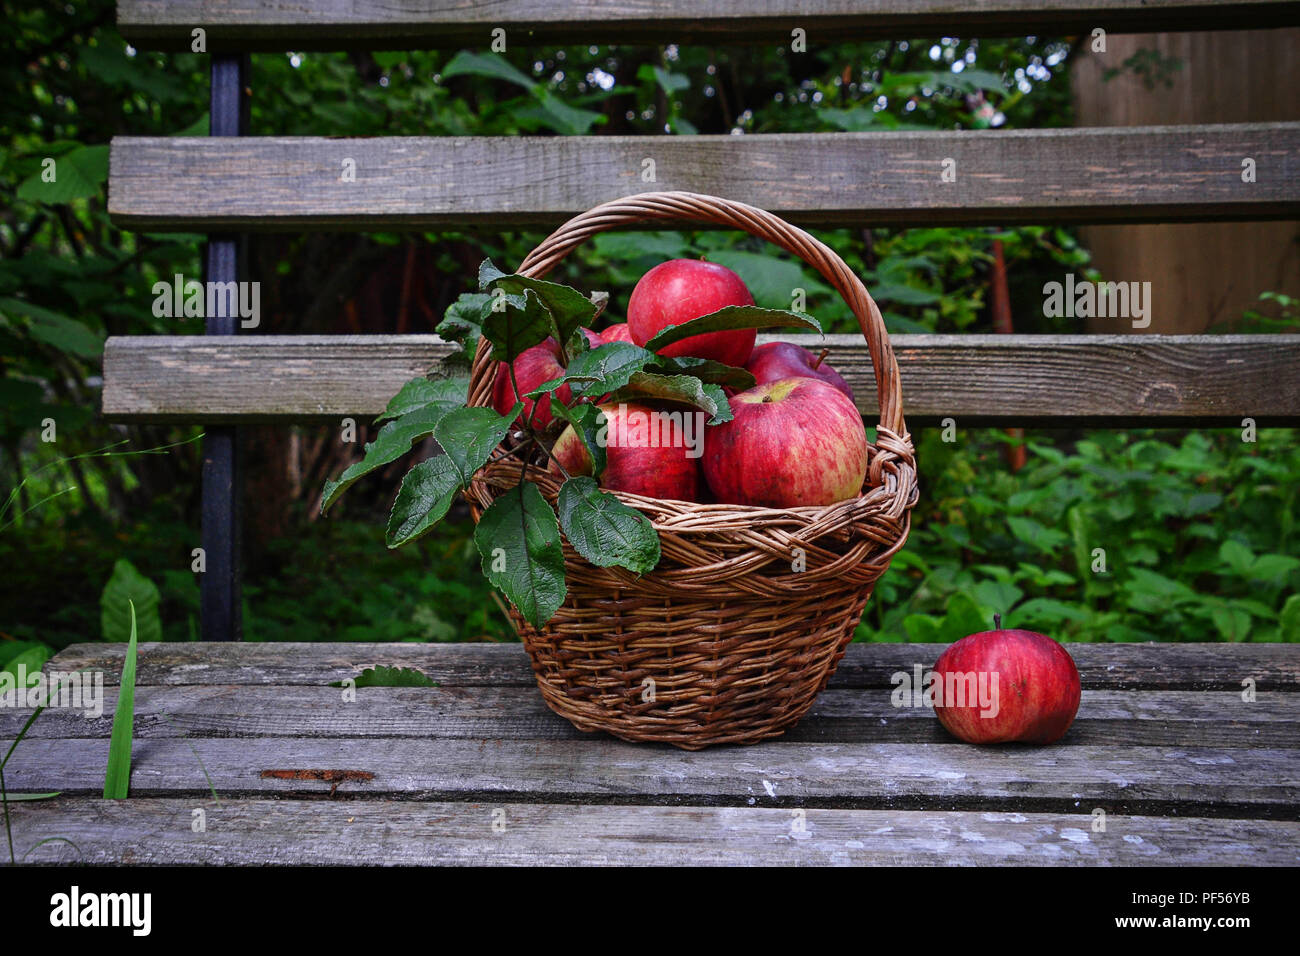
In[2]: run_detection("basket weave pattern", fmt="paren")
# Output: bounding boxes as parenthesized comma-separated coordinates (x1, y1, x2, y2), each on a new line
(465, 192, 918, 748)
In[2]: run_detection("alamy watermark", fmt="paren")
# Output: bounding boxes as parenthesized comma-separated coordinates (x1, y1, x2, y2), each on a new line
(1043, 273, 1151, 328)
(152, 273, 261, 328)
(890, 663, 1000, 718)
(598, 404, 705, 460)
(0, 665, 103, 718)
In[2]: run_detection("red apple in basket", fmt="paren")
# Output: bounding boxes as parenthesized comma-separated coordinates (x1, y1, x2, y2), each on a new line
(550, 401, 702, 501)
(628, 259, 756, 367)
(492, 330, 604, 428)
(746, 342, 855, 404)
(599, 323, 635, 345)
(702, 377, 868, 508)
(492, 338, 571, 428)
(932, 617, 1081, 745)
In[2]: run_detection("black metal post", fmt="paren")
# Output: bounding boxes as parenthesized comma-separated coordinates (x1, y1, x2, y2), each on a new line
(200, 54, 250, 641)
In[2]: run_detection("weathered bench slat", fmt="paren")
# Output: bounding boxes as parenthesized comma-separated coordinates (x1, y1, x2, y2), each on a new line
(117, 0, 1300, 50)
(5, 737, 1297, 814)
(100, 334, 1300, 426)
(11, 798, 1299, 866)
(7, 686, 1296, 748)
(107, 126, 1300, 230)
(46, 642, 1300, 691)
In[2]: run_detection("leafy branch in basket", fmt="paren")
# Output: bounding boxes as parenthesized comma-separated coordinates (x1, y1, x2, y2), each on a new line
(320, 258, 820, 629)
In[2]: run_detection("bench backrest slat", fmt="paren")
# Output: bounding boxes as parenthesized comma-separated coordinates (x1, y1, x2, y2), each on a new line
(118, 0, 1300, 49)
(101, 334, 1300, 427)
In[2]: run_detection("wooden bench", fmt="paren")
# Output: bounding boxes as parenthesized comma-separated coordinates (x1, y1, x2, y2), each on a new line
(7, 641, 1299, 864)
(9, 0, 1300, 864)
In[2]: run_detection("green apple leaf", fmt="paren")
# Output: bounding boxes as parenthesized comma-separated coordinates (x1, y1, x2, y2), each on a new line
(474, 481, 567, 629)
(436, 292, 491, 349)
(550, 399, 607, 477)
(386, 455, 463, 548)
(479, 286, 554, 365)
(479, 258, 596, 350)
(643, 304, 822, 353)
(433, 404, 522, 486)
(606, 372, 733, 425)
(557, 476, 661, 574)
(648, 355, 757, 391)
(374, 376, 468, 424)
(321, 403, 460, 514)
(1280, 594, 1300, 642)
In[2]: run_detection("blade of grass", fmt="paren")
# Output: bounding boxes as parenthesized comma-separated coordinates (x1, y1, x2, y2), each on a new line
(103, 599, 139, 800)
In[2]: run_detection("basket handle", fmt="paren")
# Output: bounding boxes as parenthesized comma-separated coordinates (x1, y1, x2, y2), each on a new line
(467, 191, 907, 440)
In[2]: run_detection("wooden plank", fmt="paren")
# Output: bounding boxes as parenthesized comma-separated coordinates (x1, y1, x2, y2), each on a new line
(4, 737, 1296, 814)
(107, 126, 1300, 230)
(100, 334, 1300, 426)
(46, 641, 1300, 691)
(10, 798, 1299, 865)
(117, 0, 1300, 51)
(5, 685, 1296, 748)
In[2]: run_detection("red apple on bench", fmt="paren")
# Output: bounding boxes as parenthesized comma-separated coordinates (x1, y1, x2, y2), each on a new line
(746, 342, 855, 404)
(932, 618, 1081, 745)
(628, 259, 756, 367)
(702, 377, 867, 508)
(550, 402, 701, 501)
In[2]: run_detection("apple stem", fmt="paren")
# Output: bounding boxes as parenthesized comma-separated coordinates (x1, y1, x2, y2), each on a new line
(811, 347, 830, 370)
(994, 613, 1002, 630)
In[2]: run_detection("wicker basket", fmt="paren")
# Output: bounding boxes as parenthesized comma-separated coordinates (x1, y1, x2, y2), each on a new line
(465, 192, 918, 749)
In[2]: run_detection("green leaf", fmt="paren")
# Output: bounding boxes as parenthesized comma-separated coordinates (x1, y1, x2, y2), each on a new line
(530, 92, 607, 135)
(643, 305, 821, 353)
(101, 559, 162, 645)
(1211, 605, 1252, 642)
(870, 283, 942, 306)
(1251, 554, 1300, 581)
(103, 599, 139, 799)
(550, 400, 607, 476)
(16, 145, 109, 203)
(557, 476, 661, 574)
(474, 481, 567, 629)
(1280, 594, 1300, 642)
(374, 376, 468, 424)
(433, 405, 520, 485)
(651, 65, 690, 93)
(320, 403, 458, 514)
(329, 666, 438, 688)
(1219, 540, 1256, 575)
(706, 250, 832, 309)
(563, 342, 659, 398)
(647, 356, 757, 391)
(0, 298, 103, 358)
(442, 50, 536, 90)
(479, 259, 596, 350)
(386, 455, 462, 548)
(607, 372, 733, 425)
(479, 288, 555, 364)
(1006, 515, 1068, 552)
(436, 292, 490, 348)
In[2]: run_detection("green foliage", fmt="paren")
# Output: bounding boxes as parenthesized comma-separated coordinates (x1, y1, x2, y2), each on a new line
(858, 427, 1300, 643)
